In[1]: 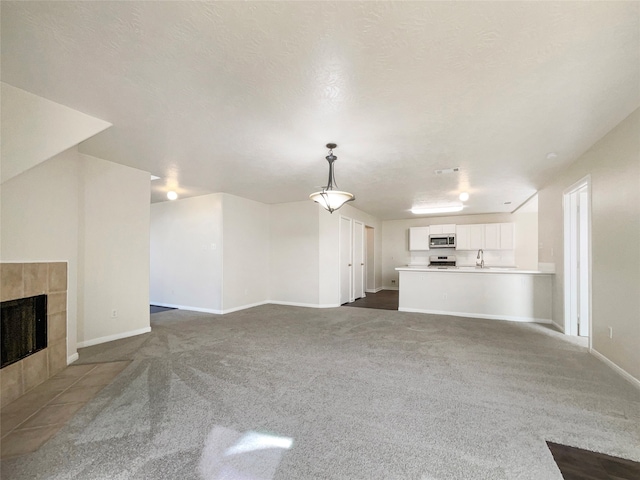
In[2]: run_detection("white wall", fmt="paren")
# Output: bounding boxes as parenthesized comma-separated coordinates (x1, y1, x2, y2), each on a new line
(78, 154, 150, 347)
(0, 83, 111, 183)
(222, 194, 270, 312)
(150, 194, 223, 312)
(1, 148, 80, 361)
(538, 108, 640, 384)
(513, 195, 539, 271)
(269, 202, 320, 306)
(150, 198, 382, 311)
(366, 227, 375, 291)
(318, 207, 339, 306)
(1, 147, 151, 356)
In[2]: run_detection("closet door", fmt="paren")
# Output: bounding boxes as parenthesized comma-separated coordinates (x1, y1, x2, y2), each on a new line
(353, 221, 365, 300)
(340, 216, 353, 304)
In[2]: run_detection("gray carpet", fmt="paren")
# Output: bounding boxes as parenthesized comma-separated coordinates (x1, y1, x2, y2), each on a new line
(2, 305, 639, 479)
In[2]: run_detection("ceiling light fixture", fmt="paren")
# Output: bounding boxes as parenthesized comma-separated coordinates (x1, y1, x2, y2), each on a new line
(411, 205, 464, 215)
(459, 192, 469, 202)
(167, 191, 178, 201)
(309, 143, 355, 213)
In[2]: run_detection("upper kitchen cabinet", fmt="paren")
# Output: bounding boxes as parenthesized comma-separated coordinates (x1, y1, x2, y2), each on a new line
(484, 223, 500, 249)
(456, 224, 485, 251)
(484, 223, 515, 250)
(457, 223, 515, 250)
(428, 224, 456, 235)
(409, 226, 430, 250)
(499, 223, 515, 250)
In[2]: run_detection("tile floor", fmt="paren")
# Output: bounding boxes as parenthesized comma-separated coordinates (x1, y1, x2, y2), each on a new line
(547, 441, 640, 479)
(0, 360, 130, 459)
(342, 289, 399, 310)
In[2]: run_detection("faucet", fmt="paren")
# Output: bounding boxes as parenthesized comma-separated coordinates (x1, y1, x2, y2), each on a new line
(476, 249, 484, 268)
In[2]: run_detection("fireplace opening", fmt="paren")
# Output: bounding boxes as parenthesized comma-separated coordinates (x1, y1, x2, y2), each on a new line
(1, 294, 47, 369)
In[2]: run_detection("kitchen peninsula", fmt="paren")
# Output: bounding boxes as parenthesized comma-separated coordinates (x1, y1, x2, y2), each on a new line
(395, 266, 554, 323)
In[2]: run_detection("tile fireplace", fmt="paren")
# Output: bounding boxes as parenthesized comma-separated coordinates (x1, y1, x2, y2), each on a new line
(0, 263, 68, 406)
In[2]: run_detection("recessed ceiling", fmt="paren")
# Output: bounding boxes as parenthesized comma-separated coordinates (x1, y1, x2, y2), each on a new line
(2, 1, 638, 218)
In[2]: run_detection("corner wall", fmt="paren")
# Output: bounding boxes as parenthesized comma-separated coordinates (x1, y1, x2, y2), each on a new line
(77, 154, 151, 347)
(269, 202, 320, 307)
(222, 194, 270, 312)
(1, 147, 152, 357)
(538, 108, 640, 384)
(150, 194, 224, 312)
(1, 148, 80, 361)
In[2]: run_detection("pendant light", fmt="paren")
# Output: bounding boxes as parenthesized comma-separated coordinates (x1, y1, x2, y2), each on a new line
(309, 143, 355, 213)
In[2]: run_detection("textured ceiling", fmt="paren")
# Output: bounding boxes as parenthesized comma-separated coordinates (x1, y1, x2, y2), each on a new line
(2, 1, 638, 219)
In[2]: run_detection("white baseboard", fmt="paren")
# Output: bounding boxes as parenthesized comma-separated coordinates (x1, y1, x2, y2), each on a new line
(365, 287, 384, 293)
(67, 352, 79, 365)
(151, 302, 223, 314)
(384, 286, 399, 291)
(77, 326, 151, 349)
(397, 307, 552, 324)
(152, 300, 342, 313)
(221, 301, 269, 314)
(590, 348, 640, 390)
(268, 301, 341, 309)
(551, 320, 564, 332)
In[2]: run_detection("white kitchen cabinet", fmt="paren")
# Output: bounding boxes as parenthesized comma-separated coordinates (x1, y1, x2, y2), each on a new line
(484, 223, 515, 250)
(499, 223, 515, 250)
(455, 225, 470, 250)
(429, 224, 456, 235)
(469, 224, 484, 250)
(484, 224, 500, 250)
(409, 226, 430, 250)
(457, 223, 514, 250)
(456, 224, 483, 250)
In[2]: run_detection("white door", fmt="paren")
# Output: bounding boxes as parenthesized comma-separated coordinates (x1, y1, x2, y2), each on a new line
(353, 221, 365, 300)
(578, 189, 590, 336)
(564, 179, 590, 338)
(340, 216, 353, 304)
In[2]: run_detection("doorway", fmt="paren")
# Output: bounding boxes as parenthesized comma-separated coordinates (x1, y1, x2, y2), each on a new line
(563, 176, 591, 339)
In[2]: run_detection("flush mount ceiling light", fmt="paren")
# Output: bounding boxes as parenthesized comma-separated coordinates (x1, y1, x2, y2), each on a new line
(309, 143, 355, 213)
(411, 205, 464, 215)
(459, 192, 470, 202)
(167, 191, 178, 201)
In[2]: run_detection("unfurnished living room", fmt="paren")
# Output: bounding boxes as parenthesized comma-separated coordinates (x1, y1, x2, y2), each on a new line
(1, 2, 639, 479)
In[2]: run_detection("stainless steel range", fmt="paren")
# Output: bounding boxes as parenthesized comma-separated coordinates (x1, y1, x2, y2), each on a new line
(428, 255, 457, 269)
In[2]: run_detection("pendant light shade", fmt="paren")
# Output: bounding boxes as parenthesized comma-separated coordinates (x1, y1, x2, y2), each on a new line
(309, 143, 355, 213)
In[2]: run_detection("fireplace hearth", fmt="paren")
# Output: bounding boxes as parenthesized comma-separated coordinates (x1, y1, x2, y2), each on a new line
(1, 294, 48, 369)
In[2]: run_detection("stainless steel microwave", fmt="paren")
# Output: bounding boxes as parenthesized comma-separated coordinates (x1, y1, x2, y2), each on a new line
(429, 234, 456, 248)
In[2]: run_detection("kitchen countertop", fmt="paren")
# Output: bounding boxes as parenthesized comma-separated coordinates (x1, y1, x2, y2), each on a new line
(396, 266, 553, 275)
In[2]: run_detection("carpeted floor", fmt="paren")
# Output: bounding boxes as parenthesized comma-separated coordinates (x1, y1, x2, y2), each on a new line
(2, 305, 639, 479)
